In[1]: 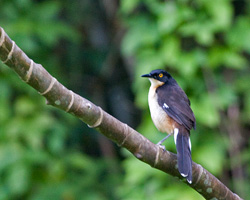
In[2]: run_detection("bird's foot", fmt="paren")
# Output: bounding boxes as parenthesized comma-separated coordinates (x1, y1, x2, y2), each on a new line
(156, 143, 166, 151)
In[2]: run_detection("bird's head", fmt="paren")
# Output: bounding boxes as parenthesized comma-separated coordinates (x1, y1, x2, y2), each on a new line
(141, 69, 172, 87)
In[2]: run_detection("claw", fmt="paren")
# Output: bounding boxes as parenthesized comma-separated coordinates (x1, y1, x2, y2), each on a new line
(157, 143, 166, 151)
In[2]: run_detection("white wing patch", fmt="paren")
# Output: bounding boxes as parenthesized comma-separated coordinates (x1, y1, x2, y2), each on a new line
(189, 138, 192, 151)
(163, 103, 169, 109)
(174, 128, 179, 145)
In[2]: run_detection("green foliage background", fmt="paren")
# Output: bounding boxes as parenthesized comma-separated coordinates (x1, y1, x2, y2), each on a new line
(0, 0, 250, 199)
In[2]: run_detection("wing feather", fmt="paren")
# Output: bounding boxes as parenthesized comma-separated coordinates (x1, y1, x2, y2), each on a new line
(157, 80, 196, 131)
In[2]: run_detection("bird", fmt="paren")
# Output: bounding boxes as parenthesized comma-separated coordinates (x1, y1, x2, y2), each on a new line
(141, 69, 196, 184)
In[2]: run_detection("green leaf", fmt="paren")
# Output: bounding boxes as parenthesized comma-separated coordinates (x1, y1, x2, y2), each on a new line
(176, 51, 198, 77)
(157, 2, 180, 34)
(6, 163, 30, 195)
(160, 36, 180, 66)
(192, 94, 220, 127)
(120, 0, 140, 14)
(208, 46, 247, 69)
(121, 17, 159, 56)
(194, 139, 225, 175)
(227, 17, 250, 53)
(205, 0, 232, 31)
(14, 96, 37, 117)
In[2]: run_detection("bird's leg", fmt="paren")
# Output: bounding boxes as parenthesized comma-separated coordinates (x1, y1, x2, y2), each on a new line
(157, 134, 171, 145)
(156, 134, 171, 150)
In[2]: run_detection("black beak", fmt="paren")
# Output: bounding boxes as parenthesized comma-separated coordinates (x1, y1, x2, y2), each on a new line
(141, 73, 151, 78)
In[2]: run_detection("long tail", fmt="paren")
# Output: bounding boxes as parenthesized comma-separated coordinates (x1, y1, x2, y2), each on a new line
(174, 127, 192, 184)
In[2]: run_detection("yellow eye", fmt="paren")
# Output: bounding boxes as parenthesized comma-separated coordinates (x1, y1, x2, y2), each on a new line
(159, 73, 163, 78)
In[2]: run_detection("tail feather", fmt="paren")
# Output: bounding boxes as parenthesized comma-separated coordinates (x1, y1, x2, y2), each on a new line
(174, 128, 192, 183)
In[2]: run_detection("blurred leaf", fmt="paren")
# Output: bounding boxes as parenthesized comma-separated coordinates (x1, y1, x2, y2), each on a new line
(6, 163, 30, 196)
(195, 140, 225, 175)
(123, 157, 152, 185)
(14, 96, 37, 117)
(121, 17, 159, 56)
(179, 21, 215, 45)
(0, 144, 23, 172)
(204, 0, 232, 31)
(65, 153, 92, 170)
(0, 81, 11, 123)
(192, 94, 220, 127)
(208, 46, 247, 69)
(215, 84, 237, 109)
(47, 124, 67, 155)
(30, 1, 60, 21)
(177, 51, 198, 76)
(120, 0, 140, 14)
(227, 17, 250, 53)
(160, 36, 180, 66)
(157, 2, 181, 34)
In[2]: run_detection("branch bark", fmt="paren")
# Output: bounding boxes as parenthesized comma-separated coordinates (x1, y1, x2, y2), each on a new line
(0, 27, 242, 200)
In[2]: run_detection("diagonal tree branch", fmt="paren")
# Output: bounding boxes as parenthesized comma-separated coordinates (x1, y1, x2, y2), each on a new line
(0, 27, 242, 200)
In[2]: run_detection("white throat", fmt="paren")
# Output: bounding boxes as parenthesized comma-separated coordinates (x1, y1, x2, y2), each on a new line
(148, 78, 164, 88)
